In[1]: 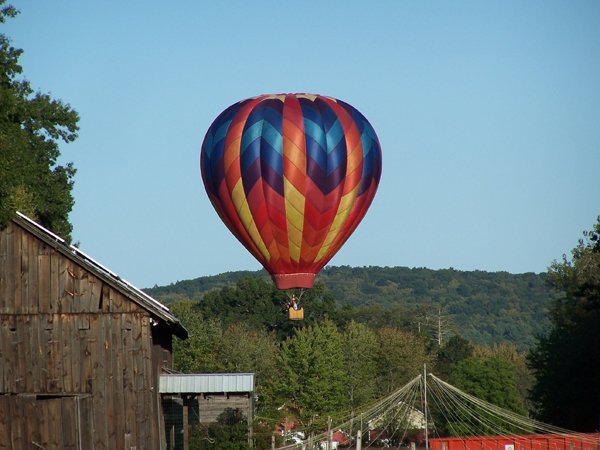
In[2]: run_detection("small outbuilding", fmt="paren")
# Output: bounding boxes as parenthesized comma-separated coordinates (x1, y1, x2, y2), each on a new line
(0, 213, 188, 450)
(160, 373, 255, 449)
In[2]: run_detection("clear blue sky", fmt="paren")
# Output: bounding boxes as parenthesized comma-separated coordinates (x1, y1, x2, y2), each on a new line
(5, 1, 600, 288)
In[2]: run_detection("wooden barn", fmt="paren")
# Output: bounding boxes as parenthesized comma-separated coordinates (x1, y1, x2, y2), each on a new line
(0, 212, 188, 450)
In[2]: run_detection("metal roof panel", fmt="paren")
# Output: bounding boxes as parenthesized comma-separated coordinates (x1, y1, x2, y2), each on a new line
(159, 373, 255, 394)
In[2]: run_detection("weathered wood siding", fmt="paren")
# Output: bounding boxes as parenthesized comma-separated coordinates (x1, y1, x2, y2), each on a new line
(0, 220, 171, 449)
(197, 393, 253, 423)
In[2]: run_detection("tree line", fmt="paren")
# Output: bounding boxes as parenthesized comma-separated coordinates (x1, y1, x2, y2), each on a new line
(147, 266, 554, 351)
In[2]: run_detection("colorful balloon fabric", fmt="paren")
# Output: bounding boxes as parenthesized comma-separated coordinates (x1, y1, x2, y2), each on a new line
(201, 94, 382, 289)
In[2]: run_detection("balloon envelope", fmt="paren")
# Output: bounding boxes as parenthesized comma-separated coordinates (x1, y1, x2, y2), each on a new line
(201, 94, 382, 289)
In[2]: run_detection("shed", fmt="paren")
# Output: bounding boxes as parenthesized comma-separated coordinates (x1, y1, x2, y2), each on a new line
(160, 373, 255, 450)
(0, 213, 188, 449)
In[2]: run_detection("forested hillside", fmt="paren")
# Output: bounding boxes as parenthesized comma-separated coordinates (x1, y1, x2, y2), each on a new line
(146, 266, 555, 350)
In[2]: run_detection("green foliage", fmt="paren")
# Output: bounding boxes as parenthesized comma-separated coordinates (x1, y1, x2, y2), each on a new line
(451, 354, 526, 414)
(178, 277, 336, 341)
(319, 266, 551, 350)
(0, 3, 79, 239)
(435, 335, 474, 380)
(278, 319, 348, 431)
(375, 327, 431, 396)
(445, 353, 527, 436)
(528, 216, 600, 431)
(190, 408, 250, 450)
(169, 300, 223, 373)
(146, 266, 553, 350)
(342, 321, 378, 410)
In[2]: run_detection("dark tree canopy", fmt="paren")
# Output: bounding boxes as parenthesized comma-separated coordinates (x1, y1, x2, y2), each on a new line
(528, 216, 600, 431)
(0, 2, 79, 240)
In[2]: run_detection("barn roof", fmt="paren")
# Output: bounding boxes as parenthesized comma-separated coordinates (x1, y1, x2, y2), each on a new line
(13, 212, 188, 339)
(159, 373, 255, 394)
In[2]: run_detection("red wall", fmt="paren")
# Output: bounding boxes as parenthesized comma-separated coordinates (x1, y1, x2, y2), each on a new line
(430, 433, 600, 450)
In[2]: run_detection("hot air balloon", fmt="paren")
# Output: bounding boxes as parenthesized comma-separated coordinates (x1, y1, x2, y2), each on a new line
(201, 93, 382, 297)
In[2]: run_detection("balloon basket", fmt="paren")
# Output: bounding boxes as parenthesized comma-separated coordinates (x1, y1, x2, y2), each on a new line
(288, 307, 304, 321)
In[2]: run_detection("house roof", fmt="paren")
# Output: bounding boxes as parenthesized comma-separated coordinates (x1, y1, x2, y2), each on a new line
(159, 373, 255, 394)
(13, 212, 188, 339)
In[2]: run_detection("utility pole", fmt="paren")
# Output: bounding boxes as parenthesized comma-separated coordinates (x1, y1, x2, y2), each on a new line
(327, 416, 332, 450)
(423, 364, 429, 450)
(437, 308, 442, 347)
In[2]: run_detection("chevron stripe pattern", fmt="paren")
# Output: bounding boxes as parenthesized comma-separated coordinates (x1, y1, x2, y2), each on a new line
(201, 94, 382, 289)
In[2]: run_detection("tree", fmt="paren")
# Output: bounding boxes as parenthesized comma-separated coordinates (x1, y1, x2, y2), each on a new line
(169, 300, 223, 373)
(528, 216, 600, 431)
(197, 277, 338, 340)
(342, 321, 378, 410)
(435, 335, 474, 380)
(451, 354, 526, 413)
(476, 343, 533, 412)
(375, 327, 431, 396)
(278, 319, 348, 432)
(447, 353, 527, 435)
(218, 322, 282, 418)
(0, 3, 79, 239)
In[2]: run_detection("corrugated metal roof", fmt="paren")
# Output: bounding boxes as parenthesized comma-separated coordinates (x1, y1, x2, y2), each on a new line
(159, 373, 255, 394)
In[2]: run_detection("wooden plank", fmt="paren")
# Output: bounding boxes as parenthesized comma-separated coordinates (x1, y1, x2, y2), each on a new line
(47, 315, 63, 393)
(92, 314, 108, 450)
(100, 283, 110, 313)
(2, 318, 16, 392)
(61, 397, 78, 450)
(49, 250, 60, 312)
(20, 229, 29, 314)
(109, 287, 124, 313)
(87, 273, 101, 313)
(81, 318, 95, 394)
(37, 398, 50, 450)
(103, 313, 117, 449)
(0, 395, 11, 450)
(70, 265, 81, 313)
(19, 315, 33, 393)
(0, 226, 8, 314)
(13, 316, 27, 393)
(0, 317, 6, 393)
(37, 252, 51, 313)
(31, 315, 41, 393)
(69, 314, 82, 393)
(22, 394, 39, 450)
(183, 396, 190, 450)
(123, 314, 135, 445)
(38, 315, 52, 392)
(76, 266, 98, 314)
(28, 234, 39, 313)
(13, 225, 22, 314)
(44, 397, 62, 449)
(61, 314, 74, 393)
(143, 315, 161, 450)
(4, 224, 16, 314)
(111, 313, 125, 450)
(133, 317, 145, 449)
(77, 396, 95, 450)
(59, 256, 73, 313)
(10, 394, 24, 450)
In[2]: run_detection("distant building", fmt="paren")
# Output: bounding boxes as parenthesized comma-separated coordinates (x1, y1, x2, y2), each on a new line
(0, 213, 188, 449)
